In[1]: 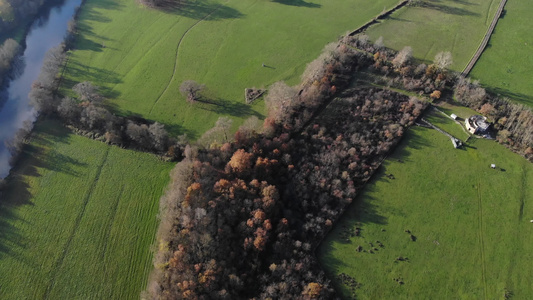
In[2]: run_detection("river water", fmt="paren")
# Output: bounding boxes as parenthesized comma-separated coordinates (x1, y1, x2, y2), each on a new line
(0, 0, 82, 178)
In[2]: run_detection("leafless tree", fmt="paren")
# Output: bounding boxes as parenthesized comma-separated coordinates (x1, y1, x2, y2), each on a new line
(265, 81, 297, 123)
(392, 46, 412, 69)
(434, 51, 453, 70)
(180, 80, 205, 103)
(73, 81, 101, 103)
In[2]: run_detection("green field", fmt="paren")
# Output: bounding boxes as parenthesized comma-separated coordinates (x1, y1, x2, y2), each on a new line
(365, 0, 499, 71)
(0, 120, 172, 299)
(62, 0, 399, 139)
(469, 0, 533, 107)
(319, 108, 533, 299)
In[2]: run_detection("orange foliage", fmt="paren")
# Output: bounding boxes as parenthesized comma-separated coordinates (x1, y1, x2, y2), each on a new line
(302, 282, 322, 298)
(430, 90, 441, 99)
(227, 149, 254, 174)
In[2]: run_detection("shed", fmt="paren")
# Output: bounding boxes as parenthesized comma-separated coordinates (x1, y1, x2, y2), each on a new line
(450, 114, 458, 120)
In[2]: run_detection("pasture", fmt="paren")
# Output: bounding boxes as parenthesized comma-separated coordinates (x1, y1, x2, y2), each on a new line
(0, 120, 172, 299)
(364, 0, 499, 71)
(469, 0, 533, 107)
(61, 0, 399, 139)
(318, 108, 533, 299)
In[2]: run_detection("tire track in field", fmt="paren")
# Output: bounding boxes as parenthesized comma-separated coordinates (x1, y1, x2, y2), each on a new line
(100, 185, 124, 259)
(148, 5, 223, 114)
(101, 17, 162, 85)
(518, 164, 526, 221)
(43, 147, 111, 300)
(477, 181, 488, 300)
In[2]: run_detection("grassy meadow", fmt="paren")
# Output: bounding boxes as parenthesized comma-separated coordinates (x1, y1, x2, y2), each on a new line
(318, 107, 533, 299)
(61, 0, 400, 139)
(0, 119, 172, 299)
(469, 0, 533, 107)
(365, 0, 499, 71)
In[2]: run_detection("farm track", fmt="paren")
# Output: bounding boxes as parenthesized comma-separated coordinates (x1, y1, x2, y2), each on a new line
(148, 5, 223, 114)
(100, 185, 124, 259)
(462, 0, 508, 76)
(477, 182, 488, 300)
(518, 164, 526, 220)
(42, 147, 110, 300)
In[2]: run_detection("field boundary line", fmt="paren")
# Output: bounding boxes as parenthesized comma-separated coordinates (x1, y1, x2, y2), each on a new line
(43, 146, 110, 299)
(148, 5, 223, 114)
(347, 0, 409, 36)
(477, 181, 488, 300)
(461, 0, 507, 76)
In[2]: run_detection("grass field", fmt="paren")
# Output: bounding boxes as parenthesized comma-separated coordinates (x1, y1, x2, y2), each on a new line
(318, 107, 533, 299)
(0, 119, 172, 299)
(469, 0, 533, 107)
(61, 0, 400, 139)
(364, 0, 499, 71)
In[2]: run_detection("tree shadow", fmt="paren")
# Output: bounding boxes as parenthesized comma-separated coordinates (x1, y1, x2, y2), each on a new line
(159, 1, 245, 20)
(1, 119, 87, 206)
(484, 86, 533, 107)
(420, 2, 479, 16)
(0, 120, 87, 265)
(271, 0, 321, 8)
(196, 97, 265, 120)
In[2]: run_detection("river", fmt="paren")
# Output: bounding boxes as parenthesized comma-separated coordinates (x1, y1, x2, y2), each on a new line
(0, 0, 82, 178)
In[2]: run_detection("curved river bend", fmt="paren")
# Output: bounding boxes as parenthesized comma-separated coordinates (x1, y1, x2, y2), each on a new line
(0, 0, 82, 178)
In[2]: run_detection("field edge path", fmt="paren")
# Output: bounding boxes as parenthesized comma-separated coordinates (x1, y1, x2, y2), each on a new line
(461, 0, 508, 76)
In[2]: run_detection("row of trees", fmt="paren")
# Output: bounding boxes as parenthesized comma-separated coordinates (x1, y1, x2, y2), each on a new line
(0, 39, 22, 86)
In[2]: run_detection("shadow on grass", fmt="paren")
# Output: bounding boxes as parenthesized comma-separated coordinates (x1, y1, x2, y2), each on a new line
(61, 61, 122, 99)
(420, 2, 479, 16)
(0, 119, 87, 264)
(156, 1, 244, 20)
(196, 97, 265, 119)
(271, 0, 321, 8)
(485, 86, 533, 108)
(1, 119, 87, 205)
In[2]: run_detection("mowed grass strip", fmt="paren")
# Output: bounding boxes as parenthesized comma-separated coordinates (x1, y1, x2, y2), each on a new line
(62, 0, 399, 139)
(469, 0, 533, 107)
(365, 0, 499, 71)
(318, 112, 533, 299)
(0, 119, 172, 299)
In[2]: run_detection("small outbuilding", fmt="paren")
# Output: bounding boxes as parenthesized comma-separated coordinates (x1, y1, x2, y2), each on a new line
(465, 115, 493, 138)
(491, 164, 496, 169)
(450, 114, 458, 120)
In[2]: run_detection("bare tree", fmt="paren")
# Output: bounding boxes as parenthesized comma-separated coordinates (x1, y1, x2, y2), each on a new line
(149, 122, 169, 152)
(0, 39, 21, 76)
(392, 46, 413, 69)
(434, 51, 453, 70)
(374, 36, 384, 49)
(180, 80, 205, 103)
(265, 81, 297, 123)
(57, 96, 81, 122)
(73, 81, 101, 103)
